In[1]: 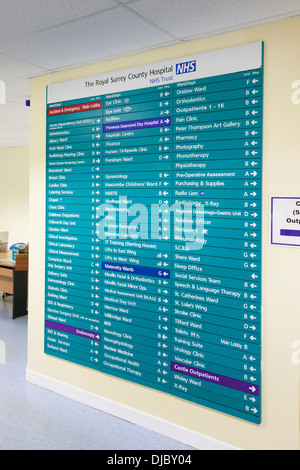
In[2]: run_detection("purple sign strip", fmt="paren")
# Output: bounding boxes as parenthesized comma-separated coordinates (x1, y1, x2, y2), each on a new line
(171, 362, 259, 396)
(45, 320, 100, 341)
(103, 117, 171, 133)
(102, 261, 170, 278)
(280, 229, 300, 237)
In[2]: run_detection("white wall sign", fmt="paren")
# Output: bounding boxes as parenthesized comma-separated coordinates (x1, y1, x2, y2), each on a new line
(271, 197, 300, 246)
(47, 42, 262, 104)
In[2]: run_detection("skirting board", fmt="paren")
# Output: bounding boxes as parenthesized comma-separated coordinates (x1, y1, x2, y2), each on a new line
(26, 368, 238, 450)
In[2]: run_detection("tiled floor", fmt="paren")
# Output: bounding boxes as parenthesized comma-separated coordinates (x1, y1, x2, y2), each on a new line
(0, 296, 194, 450)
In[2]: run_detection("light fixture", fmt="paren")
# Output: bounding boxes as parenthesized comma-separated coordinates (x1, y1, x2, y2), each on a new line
(0, 80, 6, 104)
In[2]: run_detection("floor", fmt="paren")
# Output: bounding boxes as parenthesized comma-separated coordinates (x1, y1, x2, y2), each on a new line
(0, 296, 195, 450)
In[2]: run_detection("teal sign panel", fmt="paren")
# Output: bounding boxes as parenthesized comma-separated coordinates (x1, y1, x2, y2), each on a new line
(45, 44, 263, 424)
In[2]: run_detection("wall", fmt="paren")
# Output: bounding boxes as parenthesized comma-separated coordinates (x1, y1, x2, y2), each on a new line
(27, 17, 300, 450)
(0, 146, 29, 248)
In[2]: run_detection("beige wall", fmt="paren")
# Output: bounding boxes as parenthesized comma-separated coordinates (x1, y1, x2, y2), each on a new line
(0, 146, 29, 247)
(27, 17, 300, 450)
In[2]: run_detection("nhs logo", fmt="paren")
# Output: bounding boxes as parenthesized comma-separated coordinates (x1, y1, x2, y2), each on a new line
(176, 60, 196, 75)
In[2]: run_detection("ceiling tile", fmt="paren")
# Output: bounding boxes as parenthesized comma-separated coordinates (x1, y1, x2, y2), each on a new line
(0, 7, 176, 72)
(117, 0, 142, 3)
(128, 0, 300, 39)
(0, 0, 117, 43)
(0, 54, 46, 80)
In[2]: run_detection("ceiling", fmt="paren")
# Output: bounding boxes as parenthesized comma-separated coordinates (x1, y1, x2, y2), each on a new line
(1, 0, 300, 149)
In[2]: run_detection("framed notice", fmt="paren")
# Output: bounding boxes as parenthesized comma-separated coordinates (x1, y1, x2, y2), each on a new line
(271, 197, 300, 247)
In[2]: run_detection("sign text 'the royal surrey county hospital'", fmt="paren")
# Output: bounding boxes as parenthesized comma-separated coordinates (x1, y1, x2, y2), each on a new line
(45, 42, 263, 424)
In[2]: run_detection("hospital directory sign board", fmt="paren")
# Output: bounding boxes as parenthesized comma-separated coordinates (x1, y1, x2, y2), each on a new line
(45, 42, 263, 423)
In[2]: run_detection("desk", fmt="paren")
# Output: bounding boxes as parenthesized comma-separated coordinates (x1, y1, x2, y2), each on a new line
(0, 251, 28, 319)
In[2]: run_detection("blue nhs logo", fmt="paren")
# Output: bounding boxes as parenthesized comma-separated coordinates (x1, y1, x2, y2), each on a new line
(176, 60, 196, 75)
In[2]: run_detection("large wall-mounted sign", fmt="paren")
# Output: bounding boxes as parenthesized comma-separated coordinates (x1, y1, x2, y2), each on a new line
(45, 42, 263, 423)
